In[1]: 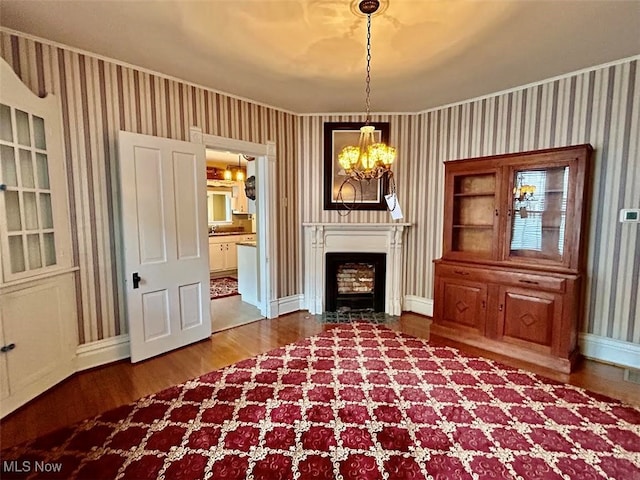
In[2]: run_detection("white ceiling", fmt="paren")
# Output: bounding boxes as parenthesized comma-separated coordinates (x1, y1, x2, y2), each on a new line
(1, 0, 638, 114)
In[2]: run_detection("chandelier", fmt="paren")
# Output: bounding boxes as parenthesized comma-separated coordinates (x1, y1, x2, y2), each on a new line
(235, 155, 245, 182)
(513, 173, 537, 202)
(338, 0, 396, 187)
(223, 155, 246, 182)
(513, 172, 537, 218)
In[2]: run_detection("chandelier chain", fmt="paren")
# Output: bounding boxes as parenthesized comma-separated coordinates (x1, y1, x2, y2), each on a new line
(365, 13, 372, 124)
(334, 0, 398, 215)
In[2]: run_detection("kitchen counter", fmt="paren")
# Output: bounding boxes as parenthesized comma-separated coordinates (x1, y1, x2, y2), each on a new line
(209, 231, 256, 237)
(236, 241, 257, 247)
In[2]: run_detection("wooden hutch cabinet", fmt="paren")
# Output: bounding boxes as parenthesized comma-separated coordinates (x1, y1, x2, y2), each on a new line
(433, 145, 592, 373)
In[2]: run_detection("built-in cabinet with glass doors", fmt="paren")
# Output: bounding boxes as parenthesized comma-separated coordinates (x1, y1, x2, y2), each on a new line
(433, 145, 592, 373)
(0, 58, 76, 417)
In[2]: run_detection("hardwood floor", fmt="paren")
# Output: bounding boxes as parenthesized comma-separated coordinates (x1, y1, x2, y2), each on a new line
(211, 292, 263, 332)
(2, 312, 639, 450)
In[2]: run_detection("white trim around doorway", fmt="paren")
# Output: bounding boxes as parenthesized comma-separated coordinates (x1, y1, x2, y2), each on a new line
(190, 127, 278, 319)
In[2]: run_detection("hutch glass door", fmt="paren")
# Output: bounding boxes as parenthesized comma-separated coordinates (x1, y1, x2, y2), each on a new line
(507, 165, 570, 264)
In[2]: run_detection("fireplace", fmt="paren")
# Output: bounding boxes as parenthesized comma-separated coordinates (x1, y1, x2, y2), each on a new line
(303, 223, 411, 316)
(325, 253, 386, 312)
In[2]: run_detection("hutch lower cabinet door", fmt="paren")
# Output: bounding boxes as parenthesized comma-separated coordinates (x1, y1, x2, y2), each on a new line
(434, 273, 487, 337)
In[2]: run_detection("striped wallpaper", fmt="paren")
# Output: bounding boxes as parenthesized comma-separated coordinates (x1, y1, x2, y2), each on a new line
(0, 31, 300, 345)
(1, 29, 638, 347)
(299, 58, 640, 344)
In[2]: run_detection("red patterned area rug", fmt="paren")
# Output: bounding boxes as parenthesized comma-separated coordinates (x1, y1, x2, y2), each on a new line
(2, 324, 640, 480)
(210, 276, 239, 300)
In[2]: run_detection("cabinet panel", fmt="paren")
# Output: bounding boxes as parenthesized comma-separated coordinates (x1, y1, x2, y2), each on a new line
(442, 282, 486, 333)
(226, 243, 238, 270)
(498, 288, 557, 349)
(0, 272, 76, 417)
(209, 242, 225, 272)
(208, 240, 238, 272)
(0, 325, 8, 401)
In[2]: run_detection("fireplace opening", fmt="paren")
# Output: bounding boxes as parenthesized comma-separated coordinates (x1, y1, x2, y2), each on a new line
(325, 252, 386, 312)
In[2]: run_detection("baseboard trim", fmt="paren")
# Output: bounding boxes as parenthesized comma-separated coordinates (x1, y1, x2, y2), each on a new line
(65, 313, 640, 375)
(72, 295, 306, 372)
(278, 294, 304, 315)
(75, 334, 130, 371)
(403, 295, 434, 317)
(579, 333, 640, 369)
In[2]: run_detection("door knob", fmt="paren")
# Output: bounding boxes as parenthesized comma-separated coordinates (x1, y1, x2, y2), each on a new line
(0, 343, 16, 353)
(132, 272, 141, 289)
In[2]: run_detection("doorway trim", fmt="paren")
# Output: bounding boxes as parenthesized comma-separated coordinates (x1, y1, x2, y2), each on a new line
(190, 127, 278, 318)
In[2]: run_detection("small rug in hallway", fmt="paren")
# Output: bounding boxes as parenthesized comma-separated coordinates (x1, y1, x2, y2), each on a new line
(2, 323, 639, 480)
(210, 276, 239, 299)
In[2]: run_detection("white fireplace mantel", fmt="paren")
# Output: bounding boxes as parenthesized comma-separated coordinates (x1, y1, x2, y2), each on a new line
(303, 223, 411, 316)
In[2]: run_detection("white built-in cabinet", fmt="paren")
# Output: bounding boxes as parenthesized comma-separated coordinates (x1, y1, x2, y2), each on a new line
(0, 58, 77, 417)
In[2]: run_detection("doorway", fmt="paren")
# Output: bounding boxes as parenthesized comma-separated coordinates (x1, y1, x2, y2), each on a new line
(205, 148, 263, 331)
(190, 127, 278, 325)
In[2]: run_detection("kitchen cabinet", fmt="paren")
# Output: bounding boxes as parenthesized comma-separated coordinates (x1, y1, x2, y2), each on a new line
(209, 239, 238, 272)
(208, 234, 255, 273)
(433, 144, 592, 373)
(232, 181, 248, 214)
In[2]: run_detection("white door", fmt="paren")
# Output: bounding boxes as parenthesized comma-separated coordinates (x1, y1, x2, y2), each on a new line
(118, 131, 211, 363)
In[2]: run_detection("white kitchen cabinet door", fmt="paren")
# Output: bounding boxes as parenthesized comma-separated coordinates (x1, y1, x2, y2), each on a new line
(209, 242, 225, 272)
(226, 242, 238, 270)
(209, 241, 238, 272)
